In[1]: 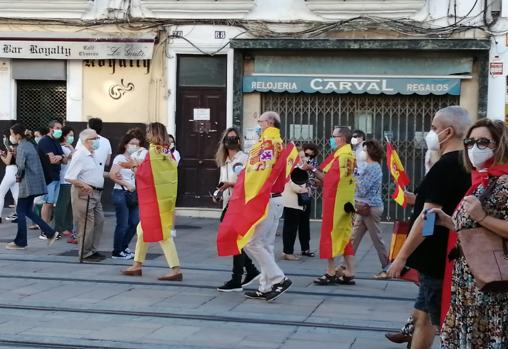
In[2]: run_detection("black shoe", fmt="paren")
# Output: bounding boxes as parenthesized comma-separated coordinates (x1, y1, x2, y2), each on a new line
(244, 290, 268, 300)
(265, 278, 292, 302)
(241, 272, 260, 287)
(83, 252, 106, 262)
(217, 280, 243, 292)
(92, 252, 107, 260)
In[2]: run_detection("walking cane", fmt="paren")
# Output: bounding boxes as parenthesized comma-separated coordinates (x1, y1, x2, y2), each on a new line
(79, 194, 91, 264)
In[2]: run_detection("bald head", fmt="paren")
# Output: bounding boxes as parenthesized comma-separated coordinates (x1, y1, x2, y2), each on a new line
(434, 106, 471, 139)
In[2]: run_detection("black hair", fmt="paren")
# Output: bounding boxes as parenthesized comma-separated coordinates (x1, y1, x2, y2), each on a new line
(88, 117, 103, 134)
(352, 129, 366, 139)
(62, 126, 74, 139)
(10, 123, 26, 138)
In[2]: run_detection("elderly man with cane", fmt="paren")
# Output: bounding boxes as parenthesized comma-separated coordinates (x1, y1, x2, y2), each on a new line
(65, 128, 106, 262)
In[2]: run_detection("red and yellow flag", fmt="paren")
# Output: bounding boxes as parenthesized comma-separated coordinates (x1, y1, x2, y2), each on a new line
(319, 144, 356, 259)
(386, 142, 410, 207)
(217, 127, 299, 256)
(136, 144, 178, 242)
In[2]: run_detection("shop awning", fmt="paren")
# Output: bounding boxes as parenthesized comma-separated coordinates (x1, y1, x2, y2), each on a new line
(0, 32, 156, 60)
(242, 54, 473, 95)
(243, 75, 462, 95)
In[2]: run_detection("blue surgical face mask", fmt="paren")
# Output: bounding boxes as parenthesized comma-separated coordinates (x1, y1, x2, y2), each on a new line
(255, 126, 262, 137)
(329, 137, 337, 150)
(92, 139, 100, 150)
(66, 136, 74, 145)
(53, 129, 62, 139)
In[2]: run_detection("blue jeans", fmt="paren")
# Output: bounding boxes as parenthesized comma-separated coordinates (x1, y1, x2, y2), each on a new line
(14, 195, 56, 247)
(112, 189, 139, 254)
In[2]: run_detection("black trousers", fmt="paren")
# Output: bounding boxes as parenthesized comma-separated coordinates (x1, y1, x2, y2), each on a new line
(220, 204, 259, 283)
(282, 204, 311, 254)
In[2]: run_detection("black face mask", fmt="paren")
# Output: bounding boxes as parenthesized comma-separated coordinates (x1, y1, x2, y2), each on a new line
(224, 136, 240, 149)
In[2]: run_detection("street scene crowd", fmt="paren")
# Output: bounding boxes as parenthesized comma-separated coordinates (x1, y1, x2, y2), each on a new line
(1, 107, 508, 349)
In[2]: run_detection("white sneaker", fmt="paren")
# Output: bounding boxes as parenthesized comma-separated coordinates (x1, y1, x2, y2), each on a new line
(38, 233, 48, 240)
(6, 242, 26, 250)
(112, 251, 133, 260)
(124, 248, 132, 254)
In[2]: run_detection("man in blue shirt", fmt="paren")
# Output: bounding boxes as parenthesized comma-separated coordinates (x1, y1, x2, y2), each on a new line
(37, 120, 66, 239)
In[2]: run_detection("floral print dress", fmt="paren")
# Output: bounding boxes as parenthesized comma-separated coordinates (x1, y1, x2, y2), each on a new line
(441, 174, 508, 349)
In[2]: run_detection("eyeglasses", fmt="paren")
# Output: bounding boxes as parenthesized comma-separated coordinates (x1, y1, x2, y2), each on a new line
(304, 152, 314, 157)
(86, 137, 99, 141)
(463, 137, 495, 150)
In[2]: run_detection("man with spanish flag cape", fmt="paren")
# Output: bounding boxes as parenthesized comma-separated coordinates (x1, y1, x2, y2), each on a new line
(386, 106, 471, 349)
(122, 122, 182, 281)
(308, 127, 356, 285)
(217, 111, 299, 302)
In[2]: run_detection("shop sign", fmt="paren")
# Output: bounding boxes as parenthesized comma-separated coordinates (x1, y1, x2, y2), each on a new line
(490, 62, 503, 76)
(0, 33, 155, 60)
(243, 76, 461, 96)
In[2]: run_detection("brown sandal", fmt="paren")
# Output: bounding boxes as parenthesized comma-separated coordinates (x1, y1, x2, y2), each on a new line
(313, 273, 337, 285)
(336, 275, 356, 285)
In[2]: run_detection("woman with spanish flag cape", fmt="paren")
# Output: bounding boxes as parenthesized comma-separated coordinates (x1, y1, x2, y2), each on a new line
(122, 122, 182, 281)
(312, 127, 356, 285)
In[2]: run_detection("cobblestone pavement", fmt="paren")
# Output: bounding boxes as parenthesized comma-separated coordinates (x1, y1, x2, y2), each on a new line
(0, 210, 439, 349)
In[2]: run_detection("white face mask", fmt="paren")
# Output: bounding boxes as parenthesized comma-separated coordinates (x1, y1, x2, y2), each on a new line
(9, 135, 17, 144)
(351, 137, 360, 146)
(127, 144, 139, 154)
(467, 144, 494, 169)
(358, 150, 368, 162)
(425, 128, 448, 151)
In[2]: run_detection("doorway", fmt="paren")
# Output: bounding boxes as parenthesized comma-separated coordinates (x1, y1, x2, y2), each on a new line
(176, 55, 227, 207)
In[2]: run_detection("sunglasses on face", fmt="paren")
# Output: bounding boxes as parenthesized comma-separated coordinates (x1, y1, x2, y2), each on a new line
(463, 137, 495, 150)
(304, 152, 314, 158)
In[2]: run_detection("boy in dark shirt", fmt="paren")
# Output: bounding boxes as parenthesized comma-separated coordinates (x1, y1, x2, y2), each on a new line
(388, 106, 472, 349)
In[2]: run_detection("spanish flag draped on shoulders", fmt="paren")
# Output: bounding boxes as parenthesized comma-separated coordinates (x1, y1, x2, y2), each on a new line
(319, 144, 356, 259)
(217, 127, 299, 256)
(136, 144, 178, 242)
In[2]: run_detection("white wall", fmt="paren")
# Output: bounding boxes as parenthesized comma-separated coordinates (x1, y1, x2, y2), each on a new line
(66, 60, 83, 122)
(487, 36, 507, 120)
(0, 59, 13, 120)
(165, 25, 245, 134)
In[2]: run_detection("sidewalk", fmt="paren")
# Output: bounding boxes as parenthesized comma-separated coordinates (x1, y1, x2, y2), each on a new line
(0, 210, 438, 349)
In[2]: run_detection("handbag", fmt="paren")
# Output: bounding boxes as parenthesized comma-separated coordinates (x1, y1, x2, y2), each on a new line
(355, 202, 371, 216)
(457, 177, 508, 292)
(458, 228, 508, 292)
(389, 220, 410, 262)
(124, 190, 138, 207)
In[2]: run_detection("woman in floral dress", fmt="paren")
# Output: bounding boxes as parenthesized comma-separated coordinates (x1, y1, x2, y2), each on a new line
(433, 118, 508, 349)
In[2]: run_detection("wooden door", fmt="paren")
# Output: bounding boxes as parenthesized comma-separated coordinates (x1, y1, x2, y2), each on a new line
(176, 55, 227, 207)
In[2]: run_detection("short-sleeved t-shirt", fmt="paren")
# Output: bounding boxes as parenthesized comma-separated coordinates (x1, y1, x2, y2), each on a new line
(406, 151, 471, 279)
(37, 135, 64, 184)
(112, 154, 136, 190)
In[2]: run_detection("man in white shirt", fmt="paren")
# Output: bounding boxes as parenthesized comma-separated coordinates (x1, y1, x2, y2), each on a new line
(351, 129, 366, 175)
(65, 128, 105, 262)
(76, 117, 112, 172)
